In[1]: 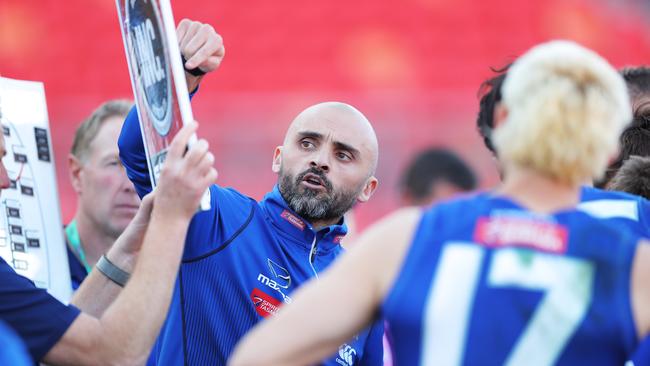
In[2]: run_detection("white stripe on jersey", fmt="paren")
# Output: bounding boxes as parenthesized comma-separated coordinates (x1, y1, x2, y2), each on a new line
(577, 200, 638, 221)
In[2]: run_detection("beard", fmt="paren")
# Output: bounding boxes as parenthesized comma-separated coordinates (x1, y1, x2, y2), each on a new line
(278, 166, 362, 223)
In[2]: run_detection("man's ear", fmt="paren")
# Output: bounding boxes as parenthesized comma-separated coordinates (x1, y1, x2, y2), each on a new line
(357, 176, 378, 203)
(68, 154, 84, 194)
(272, 146, 282, 173)
(493, 103, 508, 129)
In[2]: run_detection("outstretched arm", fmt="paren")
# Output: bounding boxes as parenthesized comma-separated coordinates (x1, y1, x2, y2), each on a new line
(118, 19, 224, 198)
(229, 208, 422, 366)
(43, 123, 217, 366)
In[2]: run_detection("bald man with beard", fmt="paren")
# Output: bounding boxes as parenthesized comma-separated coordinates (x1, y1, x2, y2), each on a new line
(118, 20, 384, 366)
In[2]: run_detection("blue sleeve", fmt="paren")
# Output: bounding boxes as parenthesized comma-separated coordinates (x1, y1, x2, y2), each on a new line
(0, 258, 80, 362)
(118, 90, 200, 198)
(181, 185, 256, 260)
(637, 198, 650, 238)
(117, 90, 257, 260)
(0, 321, 31, 366)
(118, 106, 152, 198)
(359, 320, 385, 366)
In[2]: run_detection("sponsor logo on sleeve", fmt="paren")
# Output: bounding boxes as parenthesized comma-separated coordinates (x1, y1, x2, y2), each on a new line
(250, 288, 282, 318)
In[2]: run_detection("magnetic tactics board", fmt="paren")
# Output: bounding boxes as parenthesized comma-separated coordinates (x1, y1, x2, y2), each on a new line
(0, 77, 72, 303)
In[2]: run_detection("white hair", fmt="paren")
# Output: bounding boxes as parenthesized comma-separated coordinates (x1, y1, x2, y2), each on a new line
(493, 40, 632, 185)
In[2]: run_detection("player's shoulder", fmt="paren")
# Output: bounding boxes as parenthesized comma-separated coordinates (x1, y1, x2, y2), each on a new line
(414, 191, 494, 238)
(578, 186, 650, 221)
(426, 190, 485, 209)
(580, 185, 646, 203)
(563, 205, 641, 256)
(423, 190, 495, 219)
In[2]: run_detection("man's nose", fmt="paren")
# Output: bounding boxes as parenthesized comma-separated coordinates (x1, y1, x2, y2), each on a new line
(118, 169, 137, 194)
(309, 150, 330, 172)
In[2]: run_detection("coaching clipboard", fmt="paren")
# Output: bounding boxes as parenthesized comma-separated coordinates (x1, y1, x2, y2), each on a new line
(116, 0, 210, 210)
(0, 76, 72, 303)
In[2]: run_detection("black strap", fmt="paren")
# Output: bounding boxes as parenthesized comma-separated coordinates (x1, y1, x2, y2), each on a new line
(181, 54, 206, 76)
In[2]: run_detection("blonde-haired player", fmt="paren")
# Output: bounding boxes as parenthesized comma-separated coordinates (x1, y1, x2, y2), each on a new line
(494, 41, 630, 185)
(230, 40, 650, 366)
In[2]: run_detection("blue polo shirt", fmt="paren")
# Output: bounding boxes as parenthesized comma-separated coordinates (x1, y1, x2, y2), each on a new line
(119, 105, 384, 365)
(0, 257, 80, 362)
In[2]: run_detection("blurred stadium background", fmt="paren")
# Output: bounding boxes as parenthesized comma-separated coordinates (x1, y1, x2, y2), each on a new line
(2, 0, 650, 229)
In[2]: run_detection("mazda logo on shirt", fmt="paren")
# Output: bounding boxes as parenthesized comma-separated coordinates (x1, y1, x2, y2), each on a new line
(257, 258, 292, 303)
(267, 258, 291, 288)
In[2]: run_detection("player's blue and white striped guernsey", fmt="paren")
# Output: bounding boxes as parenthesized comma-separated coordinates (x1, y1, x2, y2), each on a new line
(578, 186, 650, 366)
(383, 192, 640, 365)
(578, 186, 650, 237)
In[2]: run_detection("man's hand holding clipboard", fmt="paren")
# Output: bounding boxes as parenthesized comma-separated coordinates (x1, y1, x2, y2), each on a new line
(177, 19, 225, 94)
(116, 0, 225, 211)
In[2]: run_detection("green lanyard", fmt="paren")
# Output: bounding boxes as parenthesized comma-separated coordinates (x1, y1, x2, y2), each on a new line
(65, 220, 92, 274)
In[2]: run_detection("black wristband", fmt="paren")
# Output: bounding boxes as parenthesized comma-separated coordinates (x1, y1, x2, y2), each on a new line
(181, 55, 206, 76)
(96, 255, 130, 287)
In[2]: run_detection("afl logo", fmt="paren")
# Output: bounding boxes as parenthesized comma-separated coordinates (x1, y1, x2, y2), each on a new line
(126, 0, 172, 136)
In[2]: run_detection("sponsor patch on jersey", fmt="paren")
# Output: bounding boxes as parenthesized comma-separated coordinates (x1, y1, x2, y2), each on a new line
(474, 216, 568, 254)
(281, 210, 306, 230)
(337, 343, 358, 365)
(250, 288, 282, 318)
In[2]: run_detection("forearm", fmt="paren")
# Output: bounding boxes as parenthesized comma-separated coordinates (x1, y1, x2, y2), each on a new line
(95, 213, 189, 363)
(46, 111, 214, 366)
(70, 234, 138, 317)
(70, 271, 122, 318)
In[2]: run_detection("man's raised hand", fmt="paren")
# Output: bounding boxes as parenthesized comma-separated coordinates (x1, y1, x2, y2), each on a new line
(177, 19, 225, 91)
(154, 122, 217, 220)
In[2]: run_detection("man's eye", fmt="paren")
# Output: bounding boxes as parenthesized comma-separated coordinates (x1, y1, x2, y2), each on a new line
(337, 152, 351, 161)
(301, 140, 314, 149)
